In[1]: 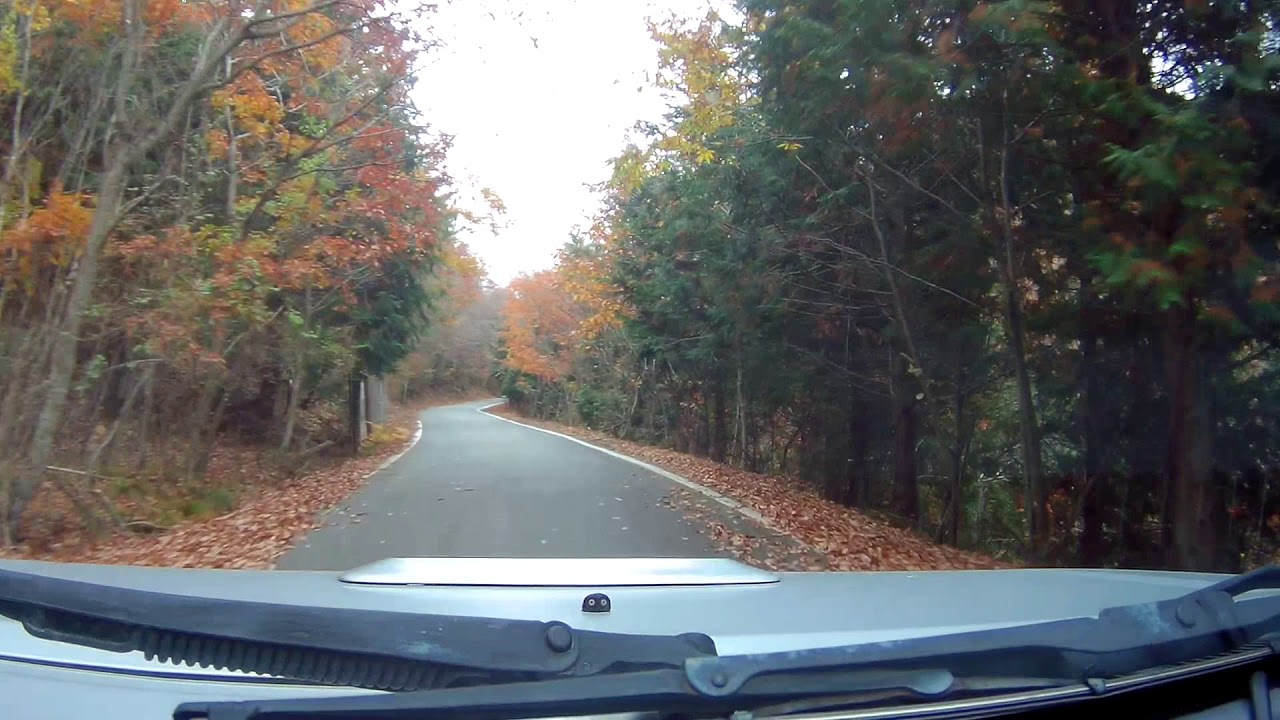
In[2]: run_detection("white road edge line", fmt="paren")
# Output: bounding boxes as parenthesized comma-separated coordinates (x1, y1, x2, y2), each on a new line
(476, 400, 772, 527)
(367, 419, 424, 477)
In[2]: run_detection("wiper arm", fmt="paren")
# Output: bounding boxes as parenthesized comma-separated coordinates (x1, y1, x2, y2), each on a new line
(686, 565, 1280, 698)
(0, 567, 714, 690)
(175, 668, 1067, 720)
(179, 565, 1280, 720)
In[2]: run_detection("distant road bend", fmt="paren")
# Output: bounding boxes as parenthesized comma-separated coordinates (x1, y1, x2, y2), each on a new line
(277, 399, 723, 570)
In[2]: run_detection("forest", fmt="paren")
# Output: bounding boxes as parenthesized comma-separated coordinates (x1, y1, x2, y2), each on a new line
(3, 0, 1278, 574)
(0, 0, 498, 545)
(498, 0, 1280, 572)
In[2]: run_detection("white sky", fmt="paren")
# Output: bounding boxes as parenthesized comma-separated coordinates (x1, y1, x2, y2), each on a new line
(412, 0, 709, 285)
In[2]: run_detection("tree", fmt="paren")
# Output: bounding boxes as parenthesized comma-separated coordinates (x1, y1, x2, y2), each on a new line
(496, 0, 1280, 570)
(0, 0, 451, 539)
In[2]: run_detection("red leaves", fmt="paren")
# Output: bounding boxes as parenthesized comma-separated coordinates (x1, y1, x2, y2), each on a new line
(491, 408, 1009, 572)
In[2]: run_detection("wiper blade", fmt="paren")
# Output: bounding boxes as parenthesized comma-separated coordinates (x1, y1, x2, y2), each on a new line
(175, 668, 1068, 720)
(0, 567, 715, 690)
(180, 565, 1280, 720)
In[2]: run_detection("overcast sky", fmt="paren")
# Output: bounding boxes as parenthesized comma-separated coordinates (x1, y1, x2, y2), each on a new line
(412, 0, 708, 285)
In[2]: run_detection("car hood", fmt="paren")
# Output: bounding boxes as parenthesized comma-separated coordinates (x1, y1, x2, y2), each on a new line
(0, 556, 1227, 681)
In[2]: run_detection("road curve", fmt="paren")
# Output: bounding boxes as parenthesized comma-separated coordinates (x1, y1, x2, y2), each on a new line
(276, 400, 724, 570)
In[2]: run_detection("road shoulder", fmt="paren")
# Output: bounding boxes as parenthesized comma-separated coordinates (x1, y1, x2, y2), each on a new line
(0, 405, 426, 568)
(480, 402, 1008, 572)
(478, 403, 831, 571)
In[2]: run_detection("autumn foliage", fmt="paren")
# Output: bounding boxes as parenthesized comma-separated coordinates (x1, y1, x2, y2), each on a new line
(501, 1, 1280, 572)
(503, 271, 586, 384)
(0, 0, 460, 540)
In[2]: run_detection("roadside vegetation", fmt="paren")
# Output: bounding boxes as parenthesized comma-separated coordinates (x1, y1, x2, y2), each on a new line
(497, 0, 1280, 572)
(0, 0, 501, 547)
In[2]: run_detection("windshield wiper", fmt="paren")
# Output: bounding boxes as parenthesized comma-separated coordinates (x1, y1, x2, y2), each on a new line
(174, 668, 1071, 720)
(176, 566, 1280, 720)
(682, 567, 1280, 698)
(0, 567, 715, 690)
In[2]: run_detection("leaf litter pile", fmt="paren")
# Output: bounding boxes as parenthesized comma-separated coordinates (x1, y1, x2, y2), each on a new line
(0, 406, 423, 569)
(488, 405, 1008, 572)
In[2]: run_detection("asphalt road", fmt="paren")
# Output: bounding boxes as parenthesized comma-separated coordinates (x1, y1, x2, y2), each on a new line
(276, 399, 724, 570)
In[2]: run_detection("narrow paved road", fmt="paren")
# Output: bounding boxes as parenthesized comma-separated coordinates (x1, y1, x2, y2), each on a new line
(277, 400, 724, 570)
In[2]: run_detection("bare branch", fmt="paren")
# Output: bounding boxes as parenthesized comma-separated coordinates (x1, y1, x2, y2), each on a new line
(858, 146, 972, 221)
(811, 230, 985, 312)
(226, 17, 395, 87)
(275, 156, 405, 185)
(793, 155, 834, 193)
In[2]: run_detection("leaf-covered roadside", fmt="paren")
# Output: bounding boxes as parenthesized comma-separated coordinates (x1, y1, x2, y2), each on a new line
(658, 485, 838, 572)
(487, 406, 1008, 571)
(0, 407, 427, 568)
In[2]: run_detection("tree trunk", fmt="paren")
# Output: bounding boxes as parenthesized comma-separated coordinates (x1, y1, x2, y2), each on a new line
(995, 129, 1048, 557)
(134, 363, 155, 472)
(1077, 282, 1107, 564)
(184, 380, 225, 479)
(223, 57, 238, 223)
(947, 383, 966, 546)
(1008, 287, 1047, 554)
(280, 287, 312, 451)
(348, 373, 364, 455)
(5, 0, 248, 538)
(710, 374, 727, 463)
(280, 351, 306, 452)
(847, 400, 869, 507)
(891, 349, 919, 524)
(10, 160, 127, 535)
(1166, 301, 1216, 570)
(87, 367, 148, 474)
(733, 365, 746, 468)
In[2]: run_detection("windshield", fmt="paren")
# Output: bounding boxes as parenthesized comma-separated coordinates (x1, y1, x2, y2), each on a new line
(0, 0, 1276, 582)
(7, 3, 1280, 720)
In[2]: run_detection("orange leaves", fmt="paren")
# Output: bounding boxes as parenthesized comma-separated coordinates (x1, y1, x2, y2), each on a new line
(287, 7, 348, 74)
(556, 243, 626, 339)
(41, 0, 206, 43)
(5, 0, 443, 387)
(205, 128, 230, 161)
(3, 187, 93, 251)
(502, 271, 587, 383)
(111, 225, 278, 369)
(502, 237, 629, 383)
(0, 186, 94, 291)
(110, 226, 196, 278)
(276, 256, 329, 289)
(212, 73, 285, 139)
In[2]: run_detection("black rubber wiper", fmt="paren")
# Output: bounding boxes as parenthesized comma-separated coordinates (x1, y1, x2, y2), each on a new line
(176, 566, 1280, 720)
(0, 567, 715, 690)
(174, 668, 1070, 720)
